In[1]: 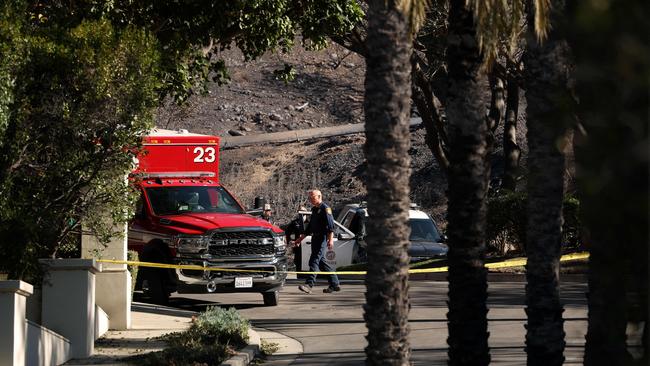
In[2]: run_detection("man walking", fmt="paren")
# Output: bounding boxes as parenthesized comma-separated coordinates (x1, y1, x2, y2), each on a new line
(292, 189, 341, 294)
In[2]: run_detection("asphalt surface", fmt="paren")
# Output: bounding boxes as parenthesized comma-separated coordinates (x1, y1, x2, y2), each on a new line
(166, 277, 590, 365)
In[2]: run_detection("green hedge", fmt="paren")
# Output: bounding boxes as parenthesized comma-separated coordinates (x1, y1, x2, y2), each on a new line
(486, 192, 581, 255)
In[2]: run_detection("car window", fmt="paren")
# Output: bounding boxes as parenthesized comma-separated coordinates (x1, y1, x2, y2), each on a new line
(409, 218, 441, 241)
(349, 213, 365, 237)
(341, 210, 355, 228)
(334, 221, 354, 237)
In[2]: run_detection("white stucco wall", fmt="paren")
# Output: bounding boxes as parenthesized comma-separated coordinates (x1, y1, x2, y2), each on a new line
(25, 320, 70, 366)
(40, 259, 100, 359)
(95, 305, 109, 340)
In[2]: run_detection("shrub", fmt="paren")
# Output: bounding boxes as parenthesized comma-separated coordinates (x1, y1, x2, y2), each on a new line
(486, 192, 528, 255)
(486, 192, 582, 255)
(184, 306, 250, 347)
(136, 307, 250, 366)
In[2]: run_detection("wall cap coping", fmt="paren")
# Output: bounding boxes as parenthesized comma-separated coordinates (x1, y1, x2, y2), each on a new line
(0, 280, 34, 297)
(39, 258, 102, 274)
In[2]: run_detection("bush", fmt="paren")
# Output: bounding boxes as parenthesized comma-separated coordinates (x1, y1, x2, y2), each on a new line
(0, 14, 159, 281)
(136, 307, 250, 366)
(486, 192, 582, 255)
(486, 192, 528, 255)
(185, 306, 250, 347)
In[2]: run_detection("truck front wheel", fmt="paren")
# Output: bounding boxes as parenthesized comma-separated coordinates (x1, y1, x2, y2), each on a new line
(262, 290, 279, 306)
(145, 273, 170, 305)
(139, 239, 174, 305)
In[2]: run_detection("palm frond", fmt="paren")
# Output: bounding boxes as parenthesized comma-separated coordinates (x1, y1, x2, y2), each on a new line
(533, 0, 551, 41)
(467, 0, 525, 68)
(397, 0, 432, 36)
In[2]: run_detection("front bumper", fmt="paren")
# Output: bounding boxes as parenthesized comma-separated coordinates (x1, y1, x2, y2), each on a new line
(174, 256, 288, 294)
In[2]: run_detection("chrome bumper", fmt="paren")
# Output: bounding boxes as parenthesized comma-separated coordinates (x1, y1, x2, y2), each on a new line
(175, 256, 288, 292)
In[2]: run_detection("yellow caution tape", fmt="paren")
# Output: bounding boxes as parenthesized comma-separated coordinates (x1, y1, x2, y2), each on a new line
(97, 252, 589, 276)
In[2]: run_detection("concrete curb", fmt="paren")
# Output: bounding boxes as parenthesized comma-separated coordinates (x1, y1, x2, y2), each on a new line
(220, 326, 305, 366)
(220, 345, 259, 366)
(220, 328, 260, 366)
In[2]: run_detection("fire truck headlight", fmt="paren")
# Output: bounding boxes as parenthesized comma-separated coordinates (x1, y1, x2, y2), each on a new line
(174, 235, 209, 254)
(273, 236, 286, 252)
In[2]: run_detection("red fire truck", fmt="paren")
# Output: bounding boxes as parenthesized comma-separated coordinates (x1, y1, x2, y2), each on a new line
(128, 129, 287, 306)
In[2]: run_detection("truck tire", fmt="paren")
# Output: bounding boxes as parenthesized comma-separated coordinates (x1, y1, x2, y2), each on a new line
(147, 274, 170, 305)
(262, 290, 279, 306)
(140, 239, 173, 305)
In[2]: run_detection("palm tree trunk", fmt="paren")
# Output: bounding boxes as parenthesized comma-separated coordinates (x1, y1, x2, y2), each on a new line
(523, 1, 573, 364)
(501, 64, 521, 192)
(363, 0, 413, 364)
(445, 1, 490, 365)
(523, 39, 569, 366)
(566, 0, 649, 364)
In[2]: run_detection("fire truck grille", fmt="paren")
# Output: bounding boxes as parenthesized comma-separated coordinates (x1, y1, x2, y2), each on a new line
(180, 267, 276, 278)
(211, 231, 272, 240)
(209, 244, 275, 257)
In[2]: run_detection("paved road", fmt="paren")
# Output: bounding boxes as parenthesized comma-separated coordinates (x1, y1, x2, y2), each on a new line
(168, 278, 589, 365)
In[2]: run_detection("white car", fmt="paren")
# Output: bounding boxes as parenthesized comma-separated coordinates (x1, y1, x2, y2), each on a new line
(291, 211, 357, 271)
(336, 203, 448, 262)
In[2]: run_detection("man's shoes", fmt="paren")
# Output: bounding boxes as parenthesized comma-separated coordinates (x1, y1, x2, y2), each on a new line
(323, 285, 341, 293)
(298, 284, 313, 294)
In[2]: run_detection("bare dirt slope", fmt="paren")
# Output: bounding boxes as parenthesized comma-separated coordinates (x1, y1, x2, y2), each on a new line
(158, 43, 366, 136)
(158, 42, 526, 227)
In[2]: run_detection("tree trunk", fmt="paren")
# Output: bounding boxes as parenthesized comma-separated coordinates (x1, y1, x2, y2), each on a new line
(501, 63, 521, 192)
(566, 0, 649, 365)
(363, 1, 413, 365)
(523, 1, 572, 363)
(411, 60, 449, 170)
(487, 71, 505, 133)
(445, 1, 490, 365)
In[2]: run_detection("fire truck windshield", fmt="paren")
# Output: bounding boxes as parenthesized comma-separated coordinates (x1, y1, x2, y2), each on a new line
(145, 186, 244, 216)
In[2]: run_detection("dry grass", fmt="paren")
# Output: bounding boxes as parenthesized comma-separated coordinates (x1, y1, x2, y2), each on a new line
(221, 143, 327, 223)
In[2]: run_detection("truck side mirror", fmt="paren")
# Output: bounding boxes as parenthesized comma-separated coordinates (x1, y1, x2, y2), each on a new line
(440, 234, 448, 243)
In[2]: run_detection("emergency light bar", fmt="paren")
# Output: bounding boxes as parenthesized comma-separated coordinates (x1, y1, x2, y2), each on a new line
(133, 172, 216, 179)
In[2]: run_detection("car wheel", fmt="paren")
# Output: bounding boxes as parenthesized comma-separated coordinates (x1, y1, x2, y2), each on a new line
(262, 290, 279, 306)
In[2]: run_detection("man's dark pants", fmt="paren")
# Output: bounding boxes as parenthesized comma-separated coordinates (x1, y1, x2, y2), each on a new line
(305, 234, 340, 287)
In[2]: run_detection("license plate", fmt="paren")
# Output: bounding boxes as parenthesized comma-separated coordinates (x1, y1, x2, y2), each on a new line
(234, 277, 253, 288)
